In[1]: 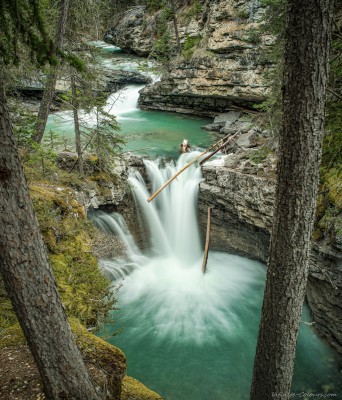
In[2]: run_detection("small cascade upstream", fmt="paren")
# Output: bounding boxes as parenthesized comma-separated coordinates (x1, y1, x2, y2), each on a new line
(105, 84, 145, 119)
(45, 41, 214, 158)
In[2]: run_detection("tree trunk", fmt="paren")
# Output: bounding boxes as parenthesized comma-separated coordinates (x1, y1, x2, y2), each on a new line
(33, 0, 70, 143)
(0, 77, 99, 399)
(170, 0, 181, 54)
(71, 73, 84, 176)
(250, 1, 334, 399)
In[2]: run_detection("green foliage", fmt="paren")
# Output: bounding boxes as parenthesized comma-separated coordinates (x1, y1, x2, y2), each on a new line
(237, 9, 250, 20)
(259, 0, 286, 37)
(0, 0, 54, 65)
(30, 184, 117, 327)
(182, 35, 202, 58)
(144, 0, 164, 13)
(0, 178, 118, 331)
(253, 0, 286, 135)
(11, 104, 37, 147)
(315, 26, 342, 242)
(188, 1, 203, 18)
(254, 0, 341, 243)
(19, 143, 59, 182)
(82, 107, 125, 173)
(322, 104, 342, 173)
(153, 34, 172, 64)
(244, 28, 262, 45)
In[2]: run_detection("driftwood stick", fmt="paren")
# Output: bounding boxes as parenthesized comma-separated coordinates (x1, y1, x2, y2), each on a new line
(147, 139, 222, 203)
(202, 207, 211, 274)
(199, 132, 238, 165)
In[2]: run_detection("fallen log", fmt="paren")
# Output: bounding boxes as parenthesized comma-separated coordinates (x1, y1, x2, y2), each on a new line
(147, 139, 223, 203)
(202, 207, 211, 274)
(199, 132, 238, 165)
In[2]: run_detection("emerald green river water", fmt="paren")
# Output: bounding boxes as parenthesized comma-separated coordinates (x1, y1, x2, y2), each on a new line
(45, 41, 214, 158)
(55, 42, 341, 400)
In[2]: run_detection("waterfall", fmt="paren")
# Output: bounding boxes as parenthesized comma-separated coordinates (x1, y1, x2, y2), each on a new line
(129, 153, 203, 263)
(91, 153, 266, 343)
(105, 85, 145, 118)
(91, 152, 204, 280)
(94, 159, 342, 400)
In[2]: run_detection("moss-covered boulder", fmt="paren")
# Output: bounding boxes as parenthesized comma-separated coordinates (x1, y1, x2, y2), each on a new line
(70, 319, 126, 400)
(121, 376, 164, 400)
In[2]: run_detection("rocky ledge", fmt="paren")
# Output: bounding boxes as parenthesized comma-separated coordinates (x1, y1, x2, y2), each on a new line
(56, 152, 146, 245)
(107, 0, 270, 116)
(105, 70, 152, 92)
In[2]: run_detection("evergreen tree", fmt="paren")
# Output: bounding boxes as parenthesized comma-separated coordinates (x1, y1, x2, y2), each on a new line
(0, 2, 100, 398)
(33, 0, 70, 143)
(250, 0, 334, 398)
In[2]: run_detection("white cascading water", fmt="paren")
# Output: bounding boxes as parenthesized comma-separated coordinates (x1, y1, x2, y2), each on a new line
(105, 85, 145, 118)
(92, 153, 266, 344)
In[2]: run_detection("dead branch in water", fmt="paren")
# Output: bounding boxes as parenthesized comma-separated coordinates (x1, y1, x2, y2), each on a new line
(202, 207, 212, 274)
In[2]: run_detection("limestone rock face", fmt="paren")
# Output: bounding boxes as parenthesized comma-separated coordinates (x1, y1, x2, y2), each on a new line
(106, 0, 269, 116)
(199, 158, 275, 261)
(105, 6, 155, 57)
(306, 244, 342, 355)
(199, 158, 342, 354)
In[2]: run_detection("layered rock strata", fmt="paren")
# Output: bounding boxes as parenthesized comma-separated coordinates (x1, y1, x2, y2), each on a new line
(106, 1, 270, 116)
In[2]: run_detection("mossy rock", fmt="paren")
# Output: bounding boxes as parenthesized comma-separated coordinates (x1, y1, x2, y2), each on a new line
(121, 376, 164, 400)
(70, 318, 126, 400)
(0, 323, 26, 349)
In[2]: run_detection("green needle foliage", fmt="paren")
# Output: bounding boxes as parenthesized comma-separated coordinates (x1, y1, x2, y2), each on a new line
(0, 0, 54, 65)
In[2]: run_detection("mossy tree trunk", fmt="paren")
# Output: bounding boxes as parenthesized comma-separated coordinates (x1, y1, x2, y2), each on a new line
(33, 0, 70, 143)
(250, 1, 334, 399)
(0, 77, 99, 399)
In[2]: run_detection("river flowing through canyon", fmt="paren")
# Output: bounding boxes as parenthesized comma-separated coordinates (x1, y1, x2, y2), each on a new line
(44, 42, 215, 158)
(46, 42, 342, 399)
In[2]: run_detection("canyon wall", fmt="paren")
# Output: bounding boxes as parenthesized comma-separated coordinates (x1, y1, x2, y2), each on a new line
(106, 0, 269, 116)
(198, 153, 342, 355)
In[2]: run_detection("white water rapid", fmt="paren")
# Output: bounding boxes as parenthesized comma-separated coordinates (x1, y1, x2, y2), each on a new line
(92, 153, 266, 344)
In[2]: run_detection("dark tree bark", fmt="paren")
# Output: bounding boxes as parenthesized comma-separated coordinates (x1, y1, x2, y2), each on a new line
(250, 1, 334, 399)
(33, 0, 70, 143)
(71, 73, 84, 176)
(0, 77, 99, 399)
